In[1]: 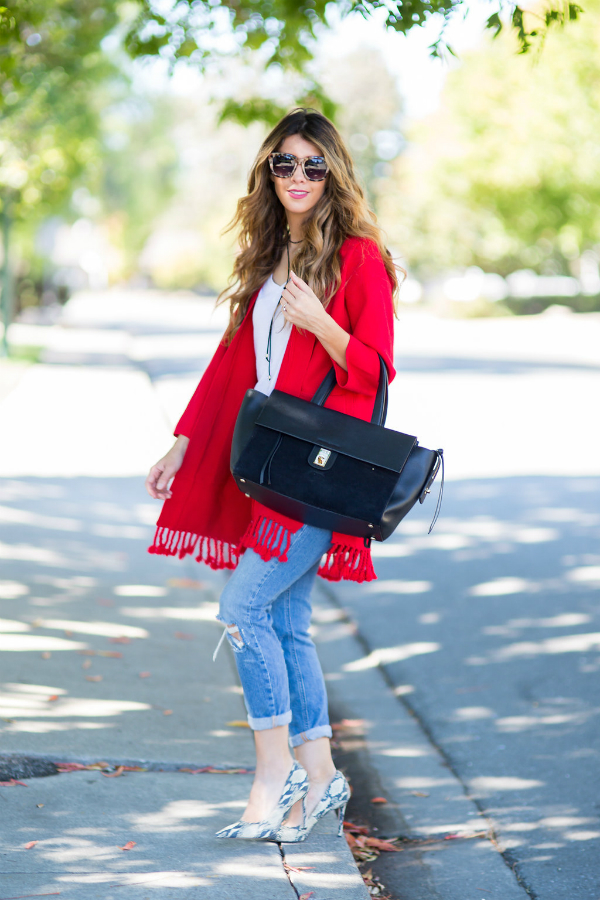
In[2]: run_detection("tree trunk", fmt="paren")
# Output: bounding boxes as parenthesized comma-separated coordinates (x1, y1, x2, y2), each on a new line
(1, 205, 12, 357)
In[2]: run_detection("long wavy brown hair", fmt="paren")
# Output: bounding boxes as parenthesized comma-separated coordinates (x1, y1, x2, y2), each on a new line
(218, 108, 400, 343)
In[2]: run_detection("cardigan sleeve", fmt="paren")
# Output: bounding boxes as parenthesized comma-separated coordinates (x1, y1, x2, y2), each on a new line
(332, 241, 396, 394)
(174, 338, 228, 438)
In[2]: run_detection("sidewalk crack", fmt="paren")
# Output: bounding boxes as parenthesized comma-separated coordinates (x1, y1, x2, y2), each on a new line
(277, 842, 301, 898)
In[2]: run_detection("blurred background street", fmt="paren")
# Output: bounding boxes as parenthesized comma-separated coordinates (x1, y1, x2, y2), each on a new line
(1, 1, 600, 897)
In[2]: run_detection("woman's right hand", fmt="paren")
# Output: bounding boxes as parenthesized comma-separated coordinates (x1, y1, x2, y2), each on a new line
(145, 435, 189, 501)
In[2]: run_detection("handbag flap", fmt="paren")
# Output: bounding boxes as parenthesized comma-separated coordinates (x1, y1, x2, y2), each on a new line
(256, 390, 417, 473)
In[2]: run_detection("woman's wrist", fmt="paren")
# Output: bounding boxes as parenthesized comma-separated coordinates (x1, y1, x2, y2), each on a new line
(313, 312, 350, 371)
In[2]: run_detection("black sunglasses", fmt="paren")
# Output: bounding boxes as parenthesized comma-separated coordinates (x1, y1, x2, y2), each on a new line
(268, 152, 328, 182)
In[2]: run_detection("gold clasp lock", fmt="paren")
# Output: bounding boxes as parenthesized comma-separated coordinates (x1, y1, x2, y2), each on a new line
(314, 448, 331, 468)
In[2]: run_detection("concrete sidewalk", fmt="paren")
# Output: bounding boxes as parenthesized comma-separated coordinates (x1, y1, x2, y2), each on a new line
(0, 295, 368, 898)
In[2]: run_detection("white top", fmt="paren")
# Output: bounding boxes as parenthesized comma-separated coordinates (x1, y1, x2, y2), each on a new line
(253, 275, 292, 396)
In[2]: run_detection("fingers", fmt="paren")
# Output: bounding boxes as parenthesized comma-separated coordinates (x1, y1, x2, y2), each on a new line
(289, 270, 308, 289)
(145, 463, 173, 500)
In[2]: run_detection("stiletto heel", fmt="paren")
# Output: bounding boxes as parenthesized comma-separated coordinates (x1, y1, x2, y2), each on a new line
(337, 802, 347, 837)
(215, 760, 308, 840)
(277, 770, 351, 843)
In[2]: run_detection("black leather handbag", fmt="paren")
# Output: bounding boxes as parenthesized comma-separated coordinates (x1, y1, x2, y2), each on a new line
(230, 357, 443, 541)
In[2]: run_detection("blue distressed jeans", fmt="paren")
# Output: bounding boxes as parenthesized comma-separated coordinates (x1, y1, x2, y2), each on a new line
(217, 523, 333, 747)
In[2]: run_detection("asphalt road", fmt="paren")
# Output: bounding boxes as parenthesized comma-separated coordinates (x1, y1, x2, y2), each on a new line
(328, 311, 600, 899)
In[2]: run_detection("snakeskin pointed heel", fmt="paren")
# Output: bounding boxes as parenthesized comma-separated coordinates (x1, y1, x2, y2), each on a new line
(277, 769, 351, 843)
(215, 760, 308, 841)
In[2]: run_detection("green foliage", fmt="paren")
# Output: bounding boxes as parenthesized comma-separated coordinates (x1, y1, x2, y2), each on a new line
(0, 0, 121, 221)
(382, 0, 600, 280)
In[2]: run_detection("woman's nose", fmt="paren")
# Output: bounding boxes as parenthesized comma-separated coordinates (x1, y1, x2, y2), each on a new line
(291, 164, 306, 184)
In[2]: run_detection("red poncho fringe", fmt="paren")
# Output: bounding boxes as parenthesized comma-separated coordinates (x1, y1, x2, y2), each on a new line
(148, 237, 396, 583)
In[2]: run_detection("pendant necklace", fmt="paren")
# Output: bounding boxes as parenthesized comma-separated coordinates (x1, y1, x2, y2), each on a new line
(266, 241, 291, 381)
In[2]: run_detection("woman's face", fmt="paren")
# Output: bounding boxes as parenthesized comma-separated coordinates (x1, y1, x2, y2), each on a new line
(271, 134, 327, 218)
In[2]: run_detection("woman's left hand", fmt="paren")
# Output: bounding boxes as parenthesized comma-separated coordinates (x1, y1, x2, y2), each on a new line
(280, 271, 327, 334)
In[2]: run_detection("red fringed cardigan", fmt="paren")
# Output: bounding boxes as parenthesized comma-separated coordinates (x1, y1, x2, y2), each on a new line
(148, 236, 395, 582)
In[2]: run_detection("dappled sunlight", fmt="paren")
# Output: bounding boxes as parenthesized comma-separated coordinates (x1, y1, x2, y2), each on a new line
(533, 507, 600, 525)
(26, 617, 149, 638)
(343, 642, 440, 671)
(6, 720, 108, 733)
(126, 799, 220, 832)
(469, 776, 544, 795)
(91, 523, 151, 539)
(119, 603, 219, 622)
(0, 634, 88, 651)
(0, 503, 81, 531)
(567, 565, 600, 585)
(0, 682, 150, 719)
(0, 579, 29, 598)
(0, 617, 30, 632)
(378, 745, 431, 757)
(0, 539, 69, 566)
(395, 776, 455, 789)
(489, 632, 600, 661)
(484, 613, 591, 636)
(371, 514, 561, 565)
(114, 584, 168, 597)
(366, 579, 432, 594)
(58, 872, 211, 887)
(32, 836, 135, 864)
(451, 706, 496, 721)
(469, 576, 532, 596)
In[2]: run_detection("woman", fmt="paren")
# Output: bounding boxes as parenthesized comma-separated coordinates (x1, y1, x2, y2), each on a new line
(145, 108, 398, 842)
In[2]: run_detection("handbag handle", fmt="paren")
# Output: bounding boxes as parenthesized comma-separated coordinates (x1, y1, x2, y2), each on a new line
(311, 354, 388, 426)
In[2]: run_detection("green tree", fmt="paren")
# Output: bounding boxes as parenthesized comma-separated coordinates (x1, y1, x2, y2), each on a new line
(0, 0, 585, 348)
(0, 0, 122, 351)
(382, 0, 600, 280)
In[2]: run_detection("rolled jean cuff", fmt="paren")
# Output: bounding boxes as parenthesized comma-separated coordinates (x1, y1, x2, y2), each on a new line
(247, 710, 292, 731)
(289, 724, 333, 747)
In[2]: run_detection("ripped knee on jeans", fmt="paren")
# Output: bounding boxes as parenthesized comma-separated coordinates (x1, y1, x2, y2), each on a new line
(225, 623, 244, 650)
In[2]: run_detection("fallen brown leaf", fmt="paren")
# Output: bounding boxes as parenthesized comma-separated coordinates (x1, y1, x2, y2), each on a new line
(24, 841, 38, 849)
(63, 630, 73, 637)
(370, 797, 387, 804)
(102, 766, 125, 778)
(120, 841, 136, 851)
(0, 779, 27, 787)
(167, 578, 205, 589)
(298, 894, 315, 900)
(109, 636, 131, 644)
(410, 790, 429, 797)
(98, 650, 123, 658)
(179, 766, 254, 774)
(41, 652, 51, 660)
(0, 893, 61, 898)
(365, 837, 401, 852)
(36, 804, 44, 808)
(47, 695, 59, 702)
(78, 650, 96, 656)
(174, 631, 195, 640)
(163, 709, 173, 715)
(331, 719, 365, 730)
(283, 864, 315, 873)
(85, 675, 102, 682)
(82, 660, 92, 670)
(139, 671, 151, 678)
(343, 821, 369, 835)
(226, 720, 250, 728)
